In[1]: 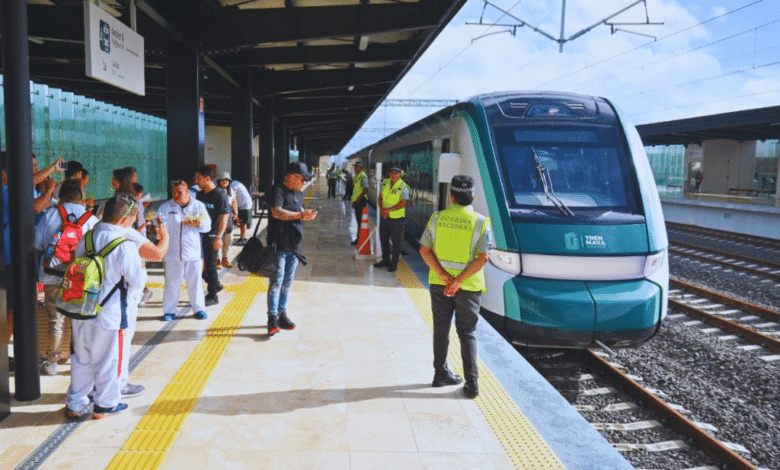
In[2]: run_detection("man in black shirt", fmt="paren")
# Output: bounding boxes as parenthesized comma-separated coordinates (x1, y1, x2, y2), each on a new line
(266, 162, 317, 335)
(195, 166, 231, 306)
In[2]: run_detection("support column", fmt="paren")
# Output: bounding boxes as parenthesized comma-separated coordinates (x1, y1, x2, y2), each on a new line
(1, 0, 41, 404)
(231, 73, 253, 189)
(166, 42, 204, 189)
(274, 121, 288, 185)
(257, 105, 274, 193)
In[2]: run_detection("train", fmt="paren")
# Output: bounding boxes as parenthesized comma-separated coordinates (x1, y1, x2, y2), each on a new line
(349, 91, 669, 348)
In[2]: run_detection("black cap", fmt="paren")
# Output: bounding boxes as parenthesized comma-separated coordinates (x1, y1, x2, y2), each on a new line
(389, 166, 403, 173)
(450, 175, 475, 193)
(287, 161, 314, 179)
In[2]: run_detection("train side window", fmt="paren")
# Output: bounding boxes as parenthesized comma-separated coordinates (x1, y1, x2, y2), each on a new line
(441, 139, 451, 153)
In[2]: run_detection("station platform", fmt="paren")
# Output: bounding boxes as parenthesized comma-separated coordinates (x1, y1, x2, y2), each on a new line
(2, 178, 632, 470)
(661, 193, 780, 240)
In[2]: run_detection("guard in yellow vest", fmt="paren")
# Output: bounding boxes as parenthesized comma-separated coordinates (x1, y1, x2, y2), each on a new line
(350, 161, 369, 245)
(419, 175, 493, 399)
(374, 166, 409, 272)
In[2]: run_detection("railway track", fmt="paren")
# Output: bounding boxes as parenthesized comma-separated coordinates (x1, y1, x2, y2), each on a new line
(523, 347, 763, 470)
(668, 277, 780, 361)
(666, 222, 780, 252)
(668, 245, 780, 282)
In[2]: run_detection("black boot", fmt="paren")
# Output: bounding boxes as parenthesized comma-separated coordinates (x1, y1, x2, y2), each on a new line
(278, 311, 296, 330)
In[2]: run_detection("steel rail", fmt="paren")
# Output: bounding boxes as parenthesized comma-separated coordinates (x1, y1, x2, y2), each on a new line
(666, 222, 780, 251)
(669, 247, 780, 282)
(584, 351, 760, 470)
(671, 240, 780, 272)
(670, 278, 780, 323)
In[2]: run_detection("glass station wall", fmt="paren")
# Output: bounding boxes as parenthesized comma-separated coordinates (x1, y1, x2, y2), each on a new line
(0, 76, 167, 199)
(645, 145, 685, 196)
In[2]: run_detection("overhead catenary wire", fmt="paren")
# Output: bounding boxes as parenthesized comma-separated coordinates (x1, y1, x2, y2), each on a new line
(628, 87, 780, 119)
(528, 0, 767, 90)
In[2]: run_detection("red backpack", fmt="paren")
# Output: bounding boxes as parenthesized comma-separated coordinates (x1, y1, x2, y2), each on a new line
(43, 205, 92, 274)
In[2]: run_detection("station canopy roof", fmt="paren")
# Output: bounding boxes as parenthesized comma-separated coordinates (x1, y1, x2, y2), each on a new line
(15, 0, 467, 155)
(636, 105, 780, 147)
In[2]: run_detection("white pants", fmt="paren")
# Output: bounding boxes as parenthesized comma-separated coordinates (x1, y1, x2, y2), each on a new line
(163, 259, 206, 314)
(119, 287, 143, 390)
(67, 321, 120, 412)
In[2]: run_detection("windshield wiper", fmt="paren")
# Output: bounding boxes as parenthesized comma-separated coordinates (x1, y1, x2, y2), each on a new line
(532, 147, 574, 216)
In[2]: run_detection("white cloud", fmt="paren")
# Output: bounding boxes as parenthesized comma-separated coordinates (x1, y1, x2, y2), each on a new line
(339, 0, 779, 156)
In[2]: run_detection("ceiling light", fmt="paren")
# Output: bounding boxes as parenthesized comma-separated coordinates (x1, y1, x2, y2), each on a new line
(358, 35, 369, 51)
(348, 85, 355, 91)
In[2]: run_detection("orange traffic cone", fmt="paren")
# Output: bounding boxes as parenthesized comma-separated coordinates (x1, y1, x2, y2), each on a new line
(354, 206, 375, 260)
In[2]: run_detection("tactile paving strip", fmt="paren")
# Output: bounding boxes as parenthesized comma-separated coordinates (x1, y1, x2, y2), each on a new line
(396, 261, 566, 470)
(105, 275, 267, 469)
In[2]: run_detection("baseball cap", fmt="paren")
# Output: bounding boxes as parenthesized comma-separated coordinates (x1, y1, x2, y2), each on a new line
(287, 161, 314, 179)
(450, 175, 475, 192)
(389, 166, 403, 173)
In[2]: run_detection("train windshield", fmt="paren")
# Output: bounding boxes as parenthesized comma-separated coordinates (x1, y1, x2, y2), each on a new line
(493, 124, 640, 215)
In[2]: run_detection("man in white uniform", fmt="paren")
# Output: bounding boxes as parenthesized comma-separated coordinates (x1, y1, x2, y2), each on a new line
(158, 180, 212, 321)
(65, 193, 147, 419)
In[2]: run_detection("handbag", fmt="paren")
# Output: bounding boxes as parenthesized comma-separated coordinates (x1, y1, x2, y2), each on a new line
(237, 205, 280, 278)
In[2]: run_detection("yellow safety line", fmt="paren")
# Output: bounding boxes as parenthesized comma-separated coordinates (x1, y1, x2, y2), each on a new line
(106, 275, 268, 470)
(396, 261, 566, 470)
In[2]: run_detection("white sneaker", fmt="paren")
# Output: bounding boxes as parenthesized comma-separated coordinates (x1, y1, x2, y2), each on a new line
(41, 360, 58, 376)
(139, 288, 153, 306)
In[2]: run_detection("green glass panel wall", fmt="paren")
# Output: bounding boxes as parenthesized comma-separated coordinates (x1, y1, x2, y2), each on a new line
(644, 145, 685, 196)
(0, 75, 167, 199)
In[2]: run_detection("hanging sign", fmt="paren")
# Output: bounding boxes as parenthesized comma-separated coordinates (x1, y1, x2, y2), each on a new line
(84, 2, 145, 96)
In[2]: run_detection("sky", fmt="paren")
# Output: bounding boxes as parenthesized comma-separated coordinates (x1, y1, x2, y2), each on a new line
(337, 0, 780, 158)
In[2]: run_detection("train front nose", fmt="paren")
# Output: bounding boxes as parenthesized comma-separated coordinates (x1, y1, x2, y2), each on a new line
(503, 277, 663, 348)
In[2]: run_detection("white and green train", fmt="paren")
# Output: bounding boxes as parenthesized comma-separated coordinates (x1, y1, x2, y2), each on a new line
(352, 91, 668, 348)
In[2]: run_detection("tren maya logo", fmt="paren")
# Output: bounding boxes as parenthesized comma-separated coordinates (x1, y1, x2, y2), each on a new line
(565, 232, 607, 250)
(99, 20, 110, 53)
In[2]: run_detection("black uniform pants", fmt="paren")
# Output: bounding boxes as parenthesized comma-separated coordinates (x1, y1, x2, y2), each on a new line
(379, 216, 404, 266)
(430, 284, 480, 383)
(353, 200, 366, 240)
(201, 234, 221, 295)
(327, 179, 337, 198)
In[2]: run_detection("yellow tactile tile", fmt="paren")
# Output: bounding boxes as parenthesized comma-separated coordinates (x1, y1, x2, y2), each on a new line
(395, 261, 566, 470)
(105, 275, 268, 469)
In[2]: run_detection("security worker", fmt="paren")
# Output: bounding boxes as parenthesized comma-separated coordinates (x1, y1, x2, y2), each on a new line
(350, 161, 369, 245)
(419, 175, 492, 399)
(374, 166, 409, 272)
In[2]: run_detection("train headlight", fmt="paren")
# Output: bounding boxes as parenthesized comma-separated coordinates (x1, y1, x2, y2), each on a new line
(643, 249, 666, 277)
(489, 250, 522, 275)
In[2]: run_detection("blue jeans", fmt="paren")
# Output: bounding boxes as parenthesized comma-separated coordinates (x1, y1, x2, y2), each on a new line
(267, 250, 299, 319)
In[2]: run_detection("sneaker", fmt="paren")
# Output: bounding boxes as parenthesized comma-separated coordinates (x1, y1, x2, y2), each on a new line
(41, 360, 58, 376)
(139, 288, 153, 306)
(64, 407, 87, 419)
(267, 316, 280, 335)
(373, 260, 389, 268)
(233, 238, 247, 246)
(162, 313, 177, 321)
(193, 310, 208, 320)
(92, 403, 128, 419)
(216, 260, 222, 269)
(278, 312, 296, 330)
(204, 294, 219, 307)
(215, 283, 224, 293)
(463, 380, 479, 399)
(121, 383, 145, 398)
(432, 370, 463, 387)
(221, 258, 233, 269)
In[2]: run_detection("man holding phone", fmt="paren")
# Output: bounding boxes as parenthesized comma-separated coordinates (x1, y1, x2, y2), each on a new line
(266, 162, 317, 335)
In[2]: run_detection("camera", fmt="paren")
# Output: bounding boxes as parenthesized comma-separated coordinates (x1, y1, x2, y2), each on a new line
(58, 161, 68, 171)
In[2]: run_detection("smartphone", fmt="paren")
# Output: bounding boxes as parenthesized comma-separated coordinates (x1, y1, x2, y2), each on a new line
(58, 161, 68, 171)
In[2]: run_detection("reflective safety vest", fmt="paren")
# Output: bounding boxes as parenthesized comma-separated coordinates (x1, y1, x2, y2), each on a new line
(351, 170, 367, 203)
(428, 204, 490, 292)
(380, 178, 408, 219)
